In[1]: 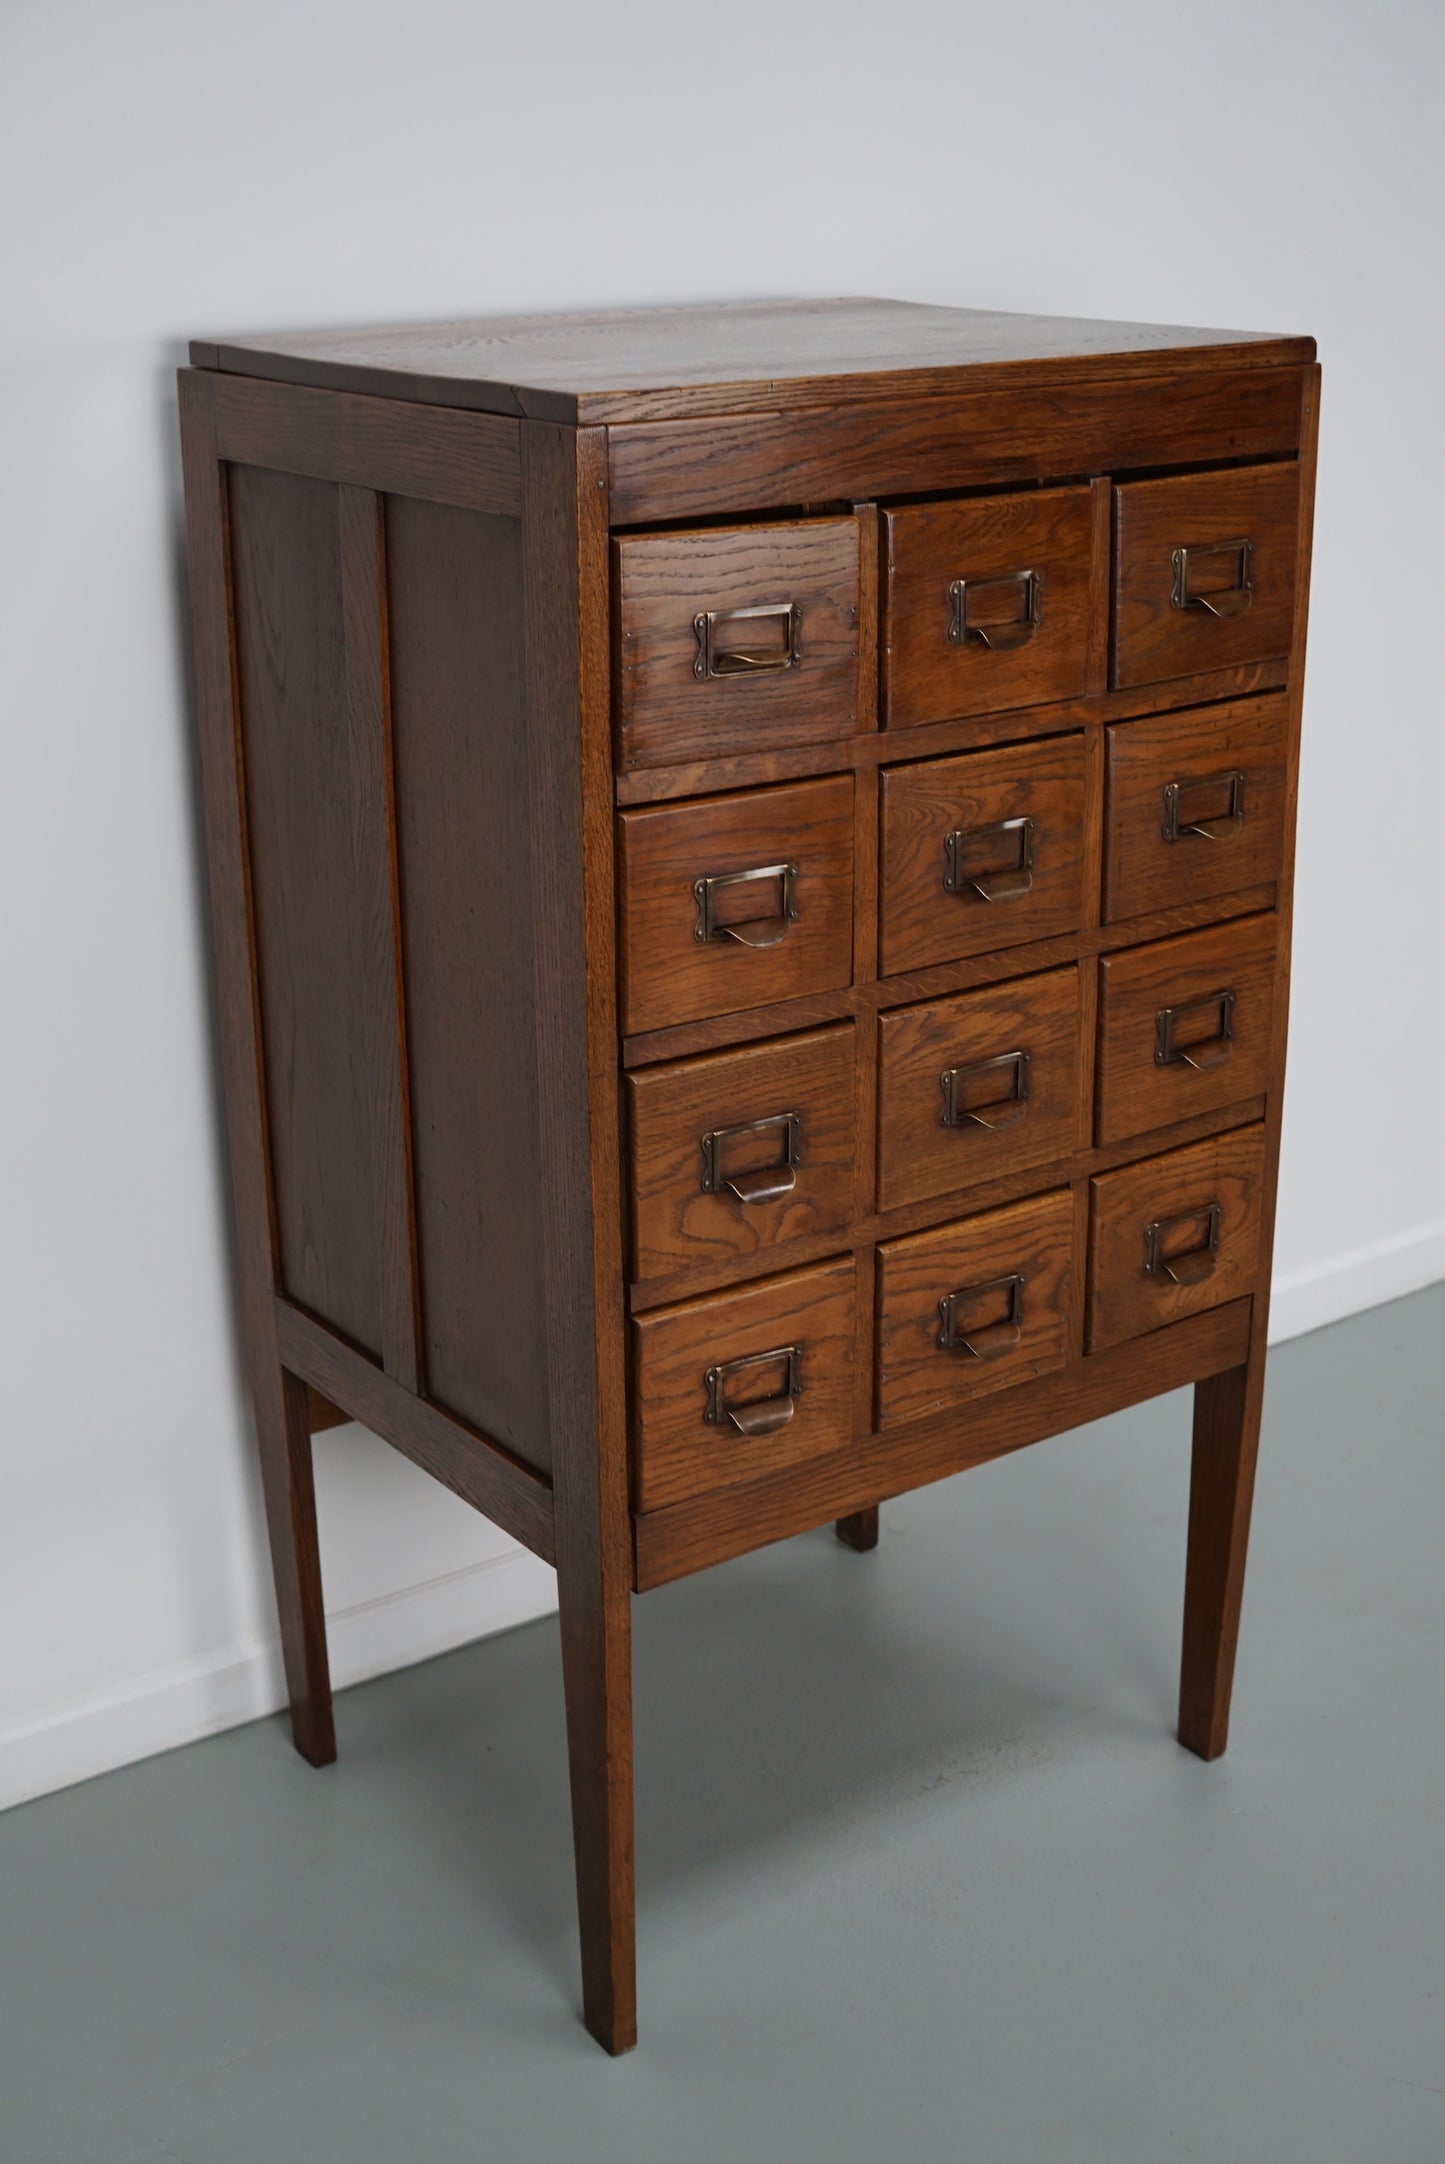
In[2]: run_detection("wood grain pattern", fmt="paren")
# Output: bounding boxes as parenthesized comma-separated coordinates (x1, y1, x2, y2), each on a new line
(1095, 912, 1280, 1146)
(631, 1257, 856, 1511)
(212, 373, 520, 513)
(878, 733, 1087, 976)
(883, 486, 1093, 730)
(614, 519, 859, 768)
(635, 1298, 1253, 1589)
(178, 371, 335, 1768)
(274, 1298, 555, 1561)
(876, 1187, 1075, 1425)
(608, 367, 1307, 524)
(228, 461, 386, 1355)
(385, 494, 553, 1469)
(1179, 364, 1322, 1763)
(877, 965, 1084, 1210)
(1103, 695, 1289, 923)
(627, 1024, 857, 1283)
(199, 295, 1313, 425)
(1088, 1123, 1266, 1353)
(1113, 462, 1300, 690)
(618, 774, 855, 1034)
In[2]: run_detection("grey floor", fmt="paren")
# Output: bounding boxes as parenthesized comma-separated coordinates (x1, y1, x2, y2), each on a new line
(4, 1286, 1443, 2164)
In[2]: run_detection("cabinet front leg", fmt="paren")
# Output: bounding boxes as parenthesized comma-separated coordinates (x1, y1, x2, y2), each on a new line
(558, 1550, 637, 2054)
(1179, 1358, 1264, 1761)
(256, 1364, 335, 1767)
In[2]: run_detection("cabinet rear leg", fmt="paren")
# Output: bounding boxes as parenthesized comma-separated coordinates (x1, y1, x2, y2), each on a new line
(836, 1505, 880, 1552)
(1179, 1359, 1263, 1761)
(558, 1548, 636, 2054)
(255, 1364, 335, 1767)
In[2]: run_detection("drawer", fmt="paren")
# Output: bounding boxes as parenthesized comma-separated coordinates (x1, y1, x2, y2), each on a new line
(1113, 462, 1300, 691)
(627, 1024, 858, 1284)
(1096, 913, 1278, 1146)
(1104, 695, 1289, 923)
(618, 775, 855, 1035)
(877, 966, 1084, 1211)
(631, 1256, 856, 1510)
(875, 1188, 1074, 1426)
(1088, 1124, 1265, 1352)
(614, 518, 860, 769)
(878, 733, 1087, 976)
(882, 486, 1093, 730)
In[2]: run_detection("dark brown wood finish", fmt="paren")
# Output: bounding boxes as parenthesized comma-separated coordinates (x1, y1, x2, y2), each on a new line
(180, 303, 1318, 2053)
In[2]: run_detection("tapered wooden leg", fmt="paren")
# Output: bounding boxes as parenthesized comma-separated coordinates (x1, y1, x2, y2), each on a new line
(836, 1505, 880, 1552)
(1179, 1358, 1264, 1760)
(254, 1363, 336, 1767)
(558, 1550, 636, 2054)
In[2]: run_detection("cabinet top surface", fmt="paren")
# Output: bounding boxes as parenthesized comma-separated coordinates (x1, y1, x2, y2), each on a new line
(192, 294, 1314, 426)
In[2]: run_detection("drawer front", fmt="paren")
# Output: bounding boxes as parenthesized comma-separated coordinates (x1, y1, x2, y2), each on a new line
(879, 733, 1087, 976)
(1088, 1124, 1265, 1352)
(619, 775, 854, 1035)
(632, 1257, 856, 1510)
(1113, 462, 1300, 690)
(875, 1188, 1074, 1426)
(877, 966, 1084, 1212)
(1096, 913, 1278, 1146)
(627, 1024, 857, 1284)
(1104, 695, 1289, 923)
(614, 519, 860, 769)
(882, 486, 1093, 730)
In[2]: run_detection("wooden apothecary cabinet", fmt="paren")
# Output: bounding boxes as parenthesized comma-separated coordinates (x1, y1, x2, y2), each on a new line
(178, 297, 1318, 2053)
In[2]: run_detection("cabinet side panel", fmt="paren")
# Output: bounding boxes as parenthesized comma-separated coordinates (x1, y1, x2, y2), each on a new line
(386, 496, 552, 1469)
(228, 463, 386, 1353)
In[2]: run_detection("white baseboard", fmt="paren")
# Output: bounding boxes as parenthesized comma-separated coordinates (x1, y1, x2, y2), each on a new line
(1269, 1218, 1445, 1344)
(4, 1226, 1441, 1819)
(0, 1546, 557, 1816)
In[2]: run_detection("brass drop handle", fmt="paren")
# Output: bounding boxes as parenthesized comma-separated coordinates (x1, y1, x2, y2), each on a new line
(1171, 539, 1253, 619)
(940, 1049, 1031, 1131)
(693, 862, 798, 948)
(938, 1272, 1025, 1359)
(943, 816, 1036, 904)
(1155, 989, 1235, 1073)
(694, 602, 801, 678)
(704, 1344, 803, 1437)
(1162, 770, 1246, 843)
(948, 570, 1043, 651)
(701, 1111, 802, 1205)
(1144, 1202, 1221, 1285)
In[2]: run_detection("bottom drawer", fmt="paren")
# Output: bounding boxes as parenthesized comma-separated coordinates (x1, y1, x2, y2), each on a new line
(875, 1188, 1075, 1427)
(1088, 1124, 1266, 1352)
(631, 1257, 856, 1511)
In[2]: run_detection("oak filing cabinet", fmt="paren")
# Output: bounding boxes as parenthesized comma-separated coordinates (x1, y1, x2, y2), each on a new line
(178, 298, 1319, 2053)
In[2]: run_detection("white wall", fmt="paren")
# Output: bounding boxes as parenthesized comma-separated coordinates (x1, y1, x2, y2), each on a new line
(3, 0, 1443, 1813)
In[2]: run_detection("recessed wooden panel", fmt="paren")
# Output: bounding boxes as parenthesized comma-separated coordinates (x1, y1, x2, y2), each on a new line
(877, 967, 1084, 1210)
(875, 1188, 1074, 1426)
(386, 495, 552, 1470)
(878, 733, 1087, 976)
(1104, 696, 1288, 923)
(228, 463, 386, 1356)
(618, 775, 855, 1035)
(627, 1025, 857, 1284)
(614, 519, 859, 768)
(1113, 462, 1300, 690)
(1096, 913, 1279, 1147)
(1088, 1124, 1265, 1351)
(631, 1257, 856, 1510)
(883, 486, 1093, 730)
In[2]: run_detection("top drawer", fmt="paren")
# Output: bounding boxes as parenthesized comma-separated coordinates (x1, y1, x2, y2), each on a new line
(613, 519, 860, 769)
(883, 486, 1094, 730)
(1112, 462, 1300, 690)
